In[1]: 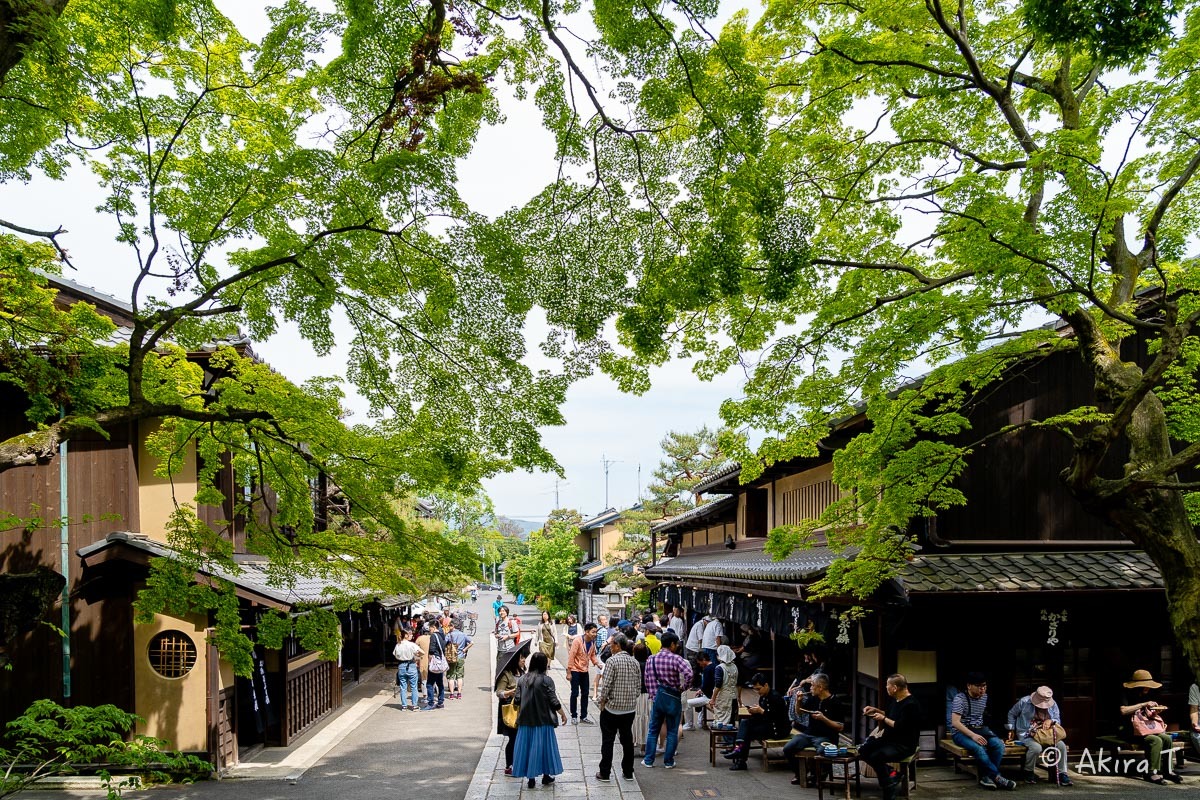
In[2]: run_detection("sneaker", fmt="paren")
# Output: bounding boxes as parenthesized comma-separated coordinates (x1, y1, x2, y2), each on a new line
(722, 747, 744, 759)
(995, 776, 1018, 790)
(978, 776, 998, 790)
(1165, 772, 1184, 784)
(622, 773, 634, 780)
(1022, 771, 1039, 784)
(580, 717, 596, 725)
(641, 760, 655, 768)
(504, 767, 512, 776)
(595, 773, 611, 782)
(729, 761, 747, 771)
(571, 717, 580, 725)
(1058, 773, 1073, 787)
(664, 763, 676, 770)
(682, 724, 695, 731)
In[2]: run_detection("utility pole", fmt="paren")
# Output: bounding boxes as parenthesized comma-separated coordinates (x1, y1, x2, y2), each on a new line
(637, 463, 642, 500)
(554, 477, 562, 508)
(602, 454, 622, 509)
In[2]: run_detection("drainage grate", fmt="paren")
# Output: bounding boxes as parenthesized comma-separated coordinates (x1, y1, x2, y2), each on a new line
(689, 790, 721, 798)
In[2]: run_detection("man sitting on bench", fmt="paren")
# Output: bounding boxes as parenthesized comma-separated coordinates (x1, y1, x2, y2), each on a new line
(860, 673, 922, 800)
(783, 673, 844, 785)
(951, 672, 1017, 790)
(722, 672, 789, 771)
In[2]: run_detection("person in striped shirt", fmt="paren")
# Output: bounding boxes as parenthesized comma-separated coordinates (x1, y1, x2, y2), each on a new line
(641, 630, 693, 769)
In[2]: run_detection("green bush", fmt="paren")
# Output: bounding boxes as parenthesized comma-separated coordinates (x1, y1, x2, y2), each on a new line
(0, 700, 211, 800)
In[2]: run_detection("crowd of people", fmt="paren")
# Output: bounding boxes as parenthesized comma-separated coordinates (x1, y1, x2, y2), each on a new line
(391, 608, 474, 711)
(407, 595, 1200, 798)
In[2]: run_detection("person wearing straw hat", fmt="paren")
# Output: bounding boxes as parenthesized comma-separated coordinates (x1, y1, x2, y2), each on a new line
(1120, 669, 1182, 784)
(1006, 686, 1071, 786)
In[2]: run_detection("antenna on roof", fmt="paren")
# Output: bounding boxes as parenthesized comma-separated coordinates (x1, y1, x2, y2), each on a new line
(602, 453, 622, 509)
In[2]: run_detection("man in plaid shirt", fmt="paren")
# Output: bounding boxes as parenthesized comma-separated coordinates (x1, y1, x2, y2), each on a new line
(641, 630, 693, 769)
(595, 633, 640, 781)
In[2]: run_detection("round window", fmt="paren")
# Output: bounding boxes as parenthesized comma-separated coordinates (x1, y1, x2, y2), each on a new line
(147, 630, 197, 678)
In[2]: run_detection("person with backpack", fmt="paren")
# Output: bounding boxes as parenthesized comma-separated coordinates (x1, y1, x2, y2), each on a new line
(445, 617, 473, 700)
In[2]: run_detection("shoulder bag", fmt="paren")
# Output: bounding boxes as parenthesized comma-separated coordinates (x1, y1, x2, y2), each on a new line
(428, 631, 449, 674)
(1132, 707, 1167, 736)
(1030, 723, 1067, 746)
(501, 699, 519, 728)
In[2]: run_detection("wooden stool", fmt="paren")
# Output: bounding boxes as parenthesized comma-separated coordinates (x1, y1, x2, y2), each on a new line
(886, 753, 917, 798)
(816, 752, 861, 800)
(709, 728, 736, 766)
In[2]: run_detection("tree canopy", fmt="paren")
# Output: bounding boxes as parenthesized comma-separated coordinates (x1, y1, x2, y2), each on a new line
(0, 0, 621, 673)
(584, 0, 1200, 675)
(7, 0, 1200, 683)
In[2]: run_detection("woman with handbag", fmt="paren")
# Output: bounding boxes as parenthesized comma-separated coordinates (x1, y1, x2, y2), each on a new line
(496, 649, 527, 776)
(512, 651, 569, 789)
(1005, 686, 1071, 785)
(1120, 669, 1182, 784)
(424, 624, 449, 710)
(537, 610, 557, 661)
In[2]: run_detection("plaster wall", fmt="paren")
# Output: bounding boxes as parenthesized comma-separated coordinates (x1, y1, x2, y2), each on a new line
(137, 419, 198, 542)
(133, 611, 209, 752)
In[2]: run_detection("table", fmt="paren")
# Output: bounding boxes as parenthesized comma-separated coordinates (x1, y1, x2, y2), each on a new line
(815, 752, 861, 800)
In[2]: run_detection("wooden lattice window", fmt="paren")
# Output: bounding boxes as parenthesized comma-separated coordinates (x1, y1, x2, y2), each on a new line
(148, 630, 197, 678)
(780, 479, 839, 526)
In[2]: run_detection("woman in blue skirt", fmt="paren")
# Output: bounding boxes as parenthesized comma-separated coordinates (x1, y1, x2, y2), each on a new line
(512, 651, 569, 788)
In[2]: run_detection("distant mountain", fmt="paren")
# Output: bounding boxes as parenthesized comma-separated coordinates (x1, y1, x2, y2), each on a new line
(497, 517, 543, 539)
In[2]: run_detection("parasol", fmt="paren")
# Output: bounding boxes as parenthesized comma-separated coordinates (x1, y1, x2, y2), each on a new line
(495, 638, 531, 688)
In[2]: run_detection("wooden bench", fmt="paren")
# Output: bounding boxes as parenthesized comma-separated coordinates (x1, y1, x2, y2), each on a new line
(938, 738, 1028, 778)
(1095, 736, 1184, 776)
(757, 737, 793, 771)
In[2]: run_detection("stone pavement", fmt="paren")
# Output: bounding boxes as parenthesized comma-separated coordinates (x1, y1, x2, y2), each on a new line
(465, 601, 644, 800)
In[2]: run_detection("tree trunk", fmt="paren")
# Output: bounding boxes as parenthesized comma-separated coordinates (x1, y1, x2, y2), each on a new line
(1068, 353, 1200, 685)
(0, 0, 70, 85)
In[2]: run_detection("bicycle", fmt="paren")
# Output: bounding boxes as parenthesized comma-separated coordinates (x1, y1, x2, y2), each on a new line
(464, 611, 478, 636)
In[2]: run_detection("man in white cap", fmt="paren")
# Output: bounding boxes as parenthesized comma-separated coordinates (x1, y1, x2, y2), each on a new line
(1006, 686, 1071, 786)
(700, 614, 724, 663)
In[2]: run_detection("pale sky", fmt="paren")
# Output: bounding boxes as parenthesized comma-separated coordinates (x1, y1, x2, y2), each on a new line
(0, 2, 748, 523)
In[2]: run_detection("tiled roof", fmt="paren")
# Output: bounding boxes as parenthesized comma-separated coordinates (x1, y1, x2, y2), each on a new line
(692, 464, 741, 494)
(78, 531, 395, 608)
(646, 544, 1162, 596)
(581, 508, 621, 530)
(900, 550, 1162, 594)
(645, 541, 846, 582)
(651, 495, 736, 535)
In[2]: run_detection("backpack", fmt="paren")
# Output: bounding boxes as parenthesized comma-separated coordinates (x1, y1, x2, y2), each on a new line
(445, 637, 459, 665)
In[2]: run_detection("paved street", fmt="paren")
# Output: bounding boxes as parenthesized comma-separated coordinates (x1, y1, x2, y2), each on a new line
(15, 595, 1200, 800)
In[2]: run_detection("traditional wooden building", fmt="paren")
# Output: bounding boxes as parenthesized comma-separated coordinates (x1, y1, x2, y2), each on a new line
(0, 276, 405, 772)
(647, 343, 1193, 755)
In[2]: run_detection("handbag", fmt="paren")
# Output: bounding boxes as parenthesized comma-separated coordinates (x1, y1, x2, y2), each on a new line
(501, 700, 519, 728)
(1030, 723, 1067, 746)
(428, 632, 448, 673)
(1132, 707, 1167, 736)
